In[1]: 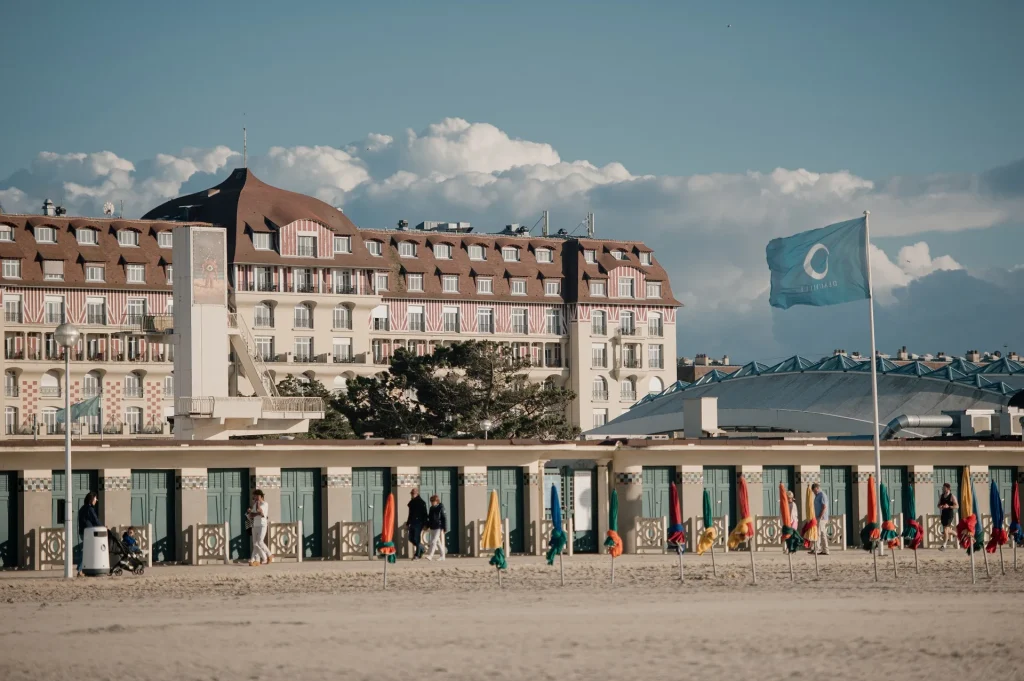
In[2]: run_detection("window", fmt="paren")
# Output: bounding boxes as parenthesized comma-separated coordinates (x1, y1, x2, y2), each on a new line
(618, 277, 635, 298)
(0, 225, 13, 242)
(86, 298, 106, 325)
(371, 306, 389, 331)
(477, 277, 493, 294)
(5, 406, 18, 435)
(367, 240, 383, 256)
(592, 310, 607, 335)
(294, 337, 313, 362)
(536, 248, 553, 263)
(126, 264, 145, 283)
(511, 308, 528, 335)
(42, 407, 59, 435)
(510, 278, 527, 295)
(164, 374, 174, 397)
(127, 299, 146, 325)
(544, 344, 562, 368)
(333, 235, 351, 254)
(164, 265, 174, 285)
(406, 273, 423, 292)
(4, 371, 16, 397)
(255, 266, 274, 291)
(125, 407, 143, 434)
(293, 304, 313, 329)
(442, 306, 460, 333)
(622, 343, 640, 368)
(2, 259, 20, 279)
(611, 249, 626, 260)
(333, 304, 351, 330)
(469, 244, 486, 260)
(117, 230, 139, 247)
(255, 336, 275, 361)
(477, 307, 494, 334)
(592, 376, 608, 401)
(45, 297, 65, 325)
(648, 312, 663, 337)
(253, 233, 273, 250)
(649, 376, 664, 395)
(640, 252, 653, 266)
(124, 372, 142, 398)
(126, 335, 144, 361)
(333, 338, 353, 362)
(158, 231, 173, 248)
(648, 344, 664, 369)
(398, 241, 417, 257)
(620, 311, 636, 335)
(293, 268, 314, 292)
(621, 378, 637, 402)
(77, 228, 98, 245)
(408, 305, 425, 332)
(646, 281, 662, 298)
(590, 280, 606, 297)
(254, 302, 273, 328)
(502, 246, 520, 262)
(545, 308, 562, 335)
(85, 264, 104, 282)
(371, 339, 387, 364)
(83, 372, 102, 397)
(591, 343, 607, 369)
(592, 409, 608, 429)
(544, 279, 561, 296)
(43, 260, 64, 281)
(4, 295, 22, 323)
(374, 272, 389, 292)
(35, 226, 57, 243)
(584, 249, 597, 264)
(442, 275, 459, 293)
(297, 235, 317, 258)
(434, 243, 453, 259)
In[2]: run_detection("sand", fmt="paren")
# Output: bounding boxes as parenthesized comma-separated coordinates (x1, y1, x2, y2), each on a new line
(2, 550, 1022, 681)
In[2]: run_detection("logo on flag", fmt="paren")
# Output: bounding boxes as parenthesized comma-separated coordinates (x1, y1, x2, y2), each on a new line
(767, 217, 870, 309)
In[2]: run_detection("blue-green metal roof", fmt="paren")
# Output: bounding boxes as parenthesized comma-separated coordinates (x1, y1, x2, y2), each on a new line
(692, 369, 731, 386)
(890, 361, 930, 377)
(851, 357, 900, 374)
(807, 354, 863, 372)
(974, 357, 1024, 375)
(924, 366, 969, 382)
(730, 361, 772, 378)
(766, 356, 815, 373)
(947, 358, 980, 374)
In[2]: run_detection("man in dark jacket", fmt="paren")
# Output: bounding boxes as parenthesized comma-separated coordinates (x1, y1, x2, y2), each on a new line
(77, 492, 101, 577)
(425, 495, 448, 561)
(405, 488, 428, 559)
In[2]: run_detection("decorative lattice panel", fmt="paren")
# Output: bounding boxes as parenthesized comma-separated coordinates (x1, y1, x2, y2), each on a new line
(337, 521, 373, 560)
(540, 518, 574, 557)
(634, 516, 667, 554)
(822, 515, 847, 550)
(38, 527, 66, 568)
(195, 523, 229, 565)
(268, 522, 303, 562)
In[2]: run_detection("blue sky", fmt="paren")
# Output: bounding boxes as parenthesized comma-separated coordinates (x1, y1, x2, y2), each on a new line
(1, 1, 1022, 361)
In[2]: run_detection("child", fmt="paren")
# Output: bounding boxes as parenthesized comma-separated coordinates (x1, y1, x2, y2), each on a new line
(122, 526, 143, 555)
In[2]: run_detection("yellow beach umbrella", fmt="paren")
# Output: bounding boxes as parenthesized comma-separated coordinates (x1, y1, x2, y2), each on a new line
(482, 490, 507, 571)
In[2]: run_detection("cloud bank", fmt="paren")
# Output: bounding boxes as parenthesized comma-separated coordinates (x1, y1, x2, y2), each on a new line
(2, 117, 1022, 362)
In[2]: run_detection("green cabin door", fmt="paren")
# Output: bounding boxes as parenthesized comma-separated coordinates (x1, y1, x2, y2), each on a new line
(281, 468, 322, 558)
(130, 470, 175, 562)
(352, 468, 390, 546)
(819, 466, 852, 546)
(933, 466, 962, 513)
(52, 470, 98, 556)
(703, 466, 736, 525)
(880, 466, 909, 519)
(544, 467, 598, 553)
(990, 467, 1018, 521)
(642, 466, 674, 519)
(207, 469, 249, 560)
(762, 466, 795, 516)
(0, 473, 15, 567)
(419, 467, 460, 554)
(487, 467, 524, 553)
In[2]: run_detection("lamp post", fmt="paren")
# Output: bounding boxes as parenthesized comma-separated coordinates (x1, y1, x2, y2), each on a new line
(481, 418, 492, 441)
(55, 322, 80, 579)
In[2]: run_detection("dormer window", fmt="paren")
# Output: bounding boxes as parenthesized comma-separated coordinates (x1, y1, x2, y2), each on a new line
(536, 248, 553, 263)
(442, 275, 459, 293)
(434, 243, 453, 259)
(639, 251, 652, 266)
(584, 249, 597, 264)
(367, 240, 383, 257)
(0, 225, 13, 242)
(333, 235, 351, 254)
(158, 231, 173, 249)
(611, 249, 626, 260)
(297, 235, 317, 258)
(502, 246, 520, 262)
(253, 232, 273, 250)
(398, 241, 417, 258)
(126, 264, 145, 284)
(646, 281, 662, 298)
(118, 229, 139, 247)
(35, 226, 57, 244)
(545, 279, 561, 296)
(469, 244, 486, 261)
(77, 228, 98, 246)
(510, 278, 527, 295)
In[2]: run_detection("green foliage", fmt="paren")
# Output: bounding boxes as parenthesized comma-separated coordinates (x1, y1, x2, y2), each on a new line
(334, 340, 579, 440)
(275, 375, 355, 440)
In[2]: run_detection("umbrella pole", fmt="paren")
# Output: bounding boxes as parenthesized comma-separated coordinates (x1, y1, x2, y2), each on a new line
(1014, 542, 1018, 572)
(383, 558, 388, 591)
(890, 545, 898, 578)
(813, 547, 819, 577)
(969, 546, 976, 584)
(710, 544, 717, 577)
(787, 548, 794, 582)
(610, 555, 615, 585)
(559, 552, 564, 587)
(914, 548, 919, 575)
(678, 547, 684, 582)
(982, 546, 991, 579)
(999, 545, 1005, 575)
(497, 565, 502, 588)
(872, 541, 879, 582)
(749, 542, 757, 584)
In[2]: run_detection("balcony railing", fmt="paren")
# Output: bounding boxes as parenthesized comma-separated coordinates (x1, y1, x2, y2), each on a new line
(40, 386, 61, 397)
(4, 311, 22, 323)
(333, 355, 357, 364)
(4, 386, 18, 397)
(511, 324, 528, 335)
(256, 281, 276, 292)
(372, 319, 390, 332)
(648, 325, 663, 338)
(591, 360, 607, 369)
(618, 327, 638, 337)
(45, 314, 64, 325)
(621, 391, 637, 402)
(621, 357, 642, 369)
(649, 358, 663, 369)
(592, 391, 609, 402)
(124, 387, 144, 398)
(592, 325, 607, 336)
(253, 316, 274, 329)
(294, 283, 315, 293)
(333, 284, 357, 295)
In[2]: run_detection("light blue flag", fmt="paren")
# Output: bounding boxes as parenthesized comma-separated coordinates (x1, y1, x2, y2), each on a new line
(767, 216, 869, 309)
(55, 395, 101, 424)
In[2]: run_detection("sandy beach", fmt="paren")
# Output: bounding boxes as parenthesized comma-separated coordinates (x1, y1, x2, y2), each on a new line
(2, 550, 1022, 681)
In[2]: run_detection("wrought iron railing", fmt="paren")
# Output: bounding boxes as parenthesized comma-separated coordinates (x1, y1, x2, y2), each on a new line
(227, 313, 278, 396)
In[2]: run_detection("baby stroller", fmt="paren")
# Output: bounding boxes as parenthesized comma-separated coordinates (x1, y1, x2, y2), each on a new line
(107, 529, 146, 576)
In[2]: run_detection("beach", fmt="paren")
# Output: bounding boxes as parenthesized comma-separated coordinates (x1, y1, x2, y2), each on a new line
(2, 550, 1022, 681)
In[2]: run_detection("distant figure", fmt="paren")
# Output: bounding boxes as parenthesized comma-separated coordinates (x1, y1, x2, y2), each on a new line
(937, 483, 958, 550)
(425, 495, 448, 561)
(76, 492, 100, 577)
(406, 488, 429, 560)
(122, 526, 142, 555)
(810, 483, 830, 555)
(786, 490, 799, 543)
(247, 489, 272, 566)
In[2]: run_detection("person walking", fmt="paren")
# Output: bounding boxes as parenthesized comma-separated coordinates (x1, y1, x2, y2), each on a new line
(76, 492, 101, 577)
(406, 488, 429, 560)
(425, 494, 448, 561)
(810, 483, 830, 555)
(937, 482, 959, 550)
(786, 489, 799, 551)
(247, 489, 272, 566)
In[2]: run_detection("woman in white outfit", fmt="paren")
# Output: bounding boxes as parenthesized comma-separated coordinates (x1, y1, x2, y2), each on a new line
(248, 489, 272, 566)
(425, 495, 447, 561)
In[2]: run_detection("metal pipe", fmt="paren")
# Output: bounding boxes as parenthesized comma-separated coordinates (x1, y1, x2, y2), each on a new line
(880, 414, 957, 440)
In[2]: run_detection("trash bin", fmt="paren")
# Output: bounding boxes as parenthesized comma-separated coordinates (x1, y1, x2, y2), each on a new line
(81, 527, 110, 576)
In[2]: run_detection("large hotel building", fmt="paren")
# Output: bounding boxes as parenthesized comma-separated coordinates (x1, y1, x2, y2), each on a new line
(1, 168, 680, 437)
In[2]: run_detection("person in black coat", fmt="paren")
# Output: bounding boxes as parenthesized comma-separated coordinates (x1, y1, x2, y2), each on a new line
(425, 495, 448, 561)
(405, 488, 429, 559)
(76, 492, 101, 577)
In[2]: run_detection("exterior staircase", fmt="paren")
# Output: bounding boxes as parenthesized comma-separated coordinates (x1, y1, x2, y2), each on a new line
(226, 313, 279, 397)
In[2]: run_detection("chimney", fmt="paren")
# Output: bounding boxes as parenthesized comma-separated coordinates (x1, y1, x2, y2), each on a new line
(587, 212, 595, 238)
(694, 353, 710, 366)
(897, 346, 909, 361)
(42, 199, 55, 217)
(966, 349, 981, 363)
(1009, 351, 1019, 362)
(721, 355, 730, 366)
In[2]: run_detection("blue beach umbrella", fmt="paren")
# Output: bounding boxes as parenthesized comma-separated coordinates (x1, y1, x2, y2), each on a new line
(546, 484, 567, 565)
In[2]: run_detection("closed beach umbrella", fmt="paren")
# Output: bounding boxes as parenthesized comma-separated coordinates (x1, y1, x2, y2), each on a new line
(986, 480, 1007, 554)
(1010, 481, 1023, 547)
(800, 485, 818, 549)
(377, 493, 396, 563)
(483, 490, 507, 570)
(727, 477, 754, 550)
(546, 484, 567, 565)
(860, 475, 880, 552)
(956, 467, 979, 552)
(879, 483, 900, 548)
(901, 485, 923, 551)
(780, 484, 803, 553)
(697, 488, 717, 555)
(667, 482, 686, 549)
(605, 489, 623, 557)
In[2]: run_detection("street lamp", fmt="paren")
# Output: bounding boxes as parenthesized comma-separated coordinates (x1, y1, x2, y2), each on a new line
(481, 418, 493, 441)
(55, 322, 80, 579)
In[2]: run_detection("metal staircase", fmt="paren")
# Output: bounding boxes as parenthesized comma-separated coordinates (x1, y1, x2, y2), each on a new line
(227, 313, 279, 397)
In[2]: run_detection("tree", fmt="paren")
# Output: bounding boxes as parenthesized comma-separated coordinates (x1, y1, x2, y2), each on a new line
(334, 341, 579, 440)
(276, 375, 355, 440)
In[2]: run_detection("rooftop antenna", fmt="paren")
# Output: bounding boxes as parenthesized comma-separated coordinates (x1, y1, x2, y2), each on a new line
(243, 124, 247, 168)
(119, 200, 124, 219)
(542, 210, 549, 237)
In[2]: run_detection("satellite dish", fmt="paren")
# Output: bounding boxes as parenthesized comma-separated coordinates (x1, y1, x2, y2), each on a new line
(103, 202, 115, 216)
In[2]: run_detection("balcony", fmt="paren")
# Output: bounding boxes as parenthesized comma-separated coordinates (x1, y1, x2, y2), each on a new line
(592, 391, 609, 402)
(648, 325, 664, 338)
(44, 350, 65, 361)
(617, 327, 639, 337)
(4, 386, 18, 397)
(621, 357, 642, 369)
(372, 319, 390, 332)
(333, 284, 357, 295)
(333, 355, 358, 364)
(40, 386, 61, 397)
(253, 316, 274, 329)
(649, 358, 663, 369)
(44, 314, 64, 325)
(293, 283, 316, 294)
(86, 314, 107, 326)
(621, 391, 637, 403)
(511, 324, 528, 335)
(82, 387, 102, 398)
(256, 281, 276, 292)
(591, 325, 607, 336)
(4, 311, 22, 323)
(124, 387, 144, 398)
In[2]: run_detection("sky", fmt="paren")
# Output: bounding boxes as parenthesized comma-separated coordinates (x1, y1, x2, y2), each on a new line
(2, 1, 1022, 363)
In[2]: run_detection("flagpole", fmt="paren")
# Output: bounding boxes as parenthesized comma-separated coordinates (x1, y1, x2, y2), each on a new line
(864, 210, 883, 575)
